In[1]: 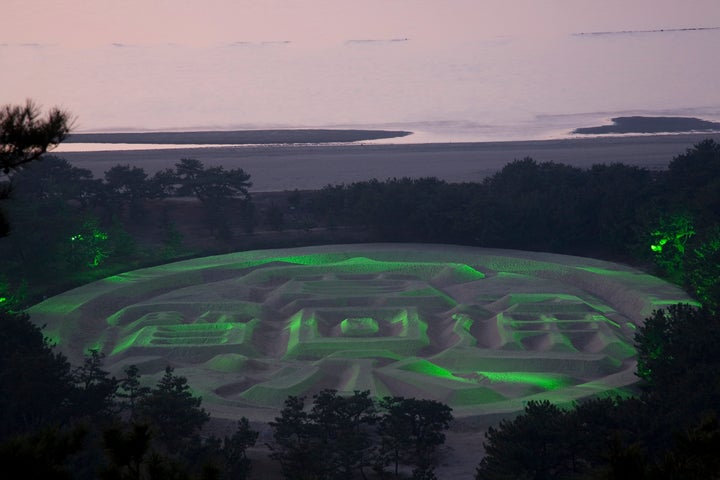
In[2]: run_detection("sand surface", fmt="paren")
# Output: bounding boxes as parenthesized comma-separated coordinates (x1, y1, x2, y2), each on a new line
(33, 130, 718, 477)
(56, 133, 720, 192)
(28, 243, 695, 420)
(28, 243, 696, 478)
(65, 129, 412, 145)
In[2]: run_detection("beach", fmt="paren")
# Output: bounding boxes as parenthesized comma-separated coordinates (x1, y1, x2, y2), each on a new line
(57, 132, 720, 192)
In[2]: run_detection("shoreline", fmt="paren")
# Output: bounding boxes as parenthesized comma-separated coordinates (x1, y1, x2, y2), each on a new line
(573, 116, 720, 135)
(55, 132, 720, 192)
(65, 128, 413, 145)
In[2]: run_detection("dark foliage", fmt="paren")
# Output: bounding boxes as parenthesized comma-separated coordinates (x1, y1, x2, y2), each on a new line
(305, 158, 656, 258)
(477, 301, 720, 479)
(269, 390, 378, 480)
(633, 304, 720, 452)
(269, 390, 452, 480)
(0, 101, 73, 236)
(69, 349, 119, 424)
(268, 395, 325, 479)
(0, 311, 75, 440)
(3, 101, 720, 479)
(103, 164, 154, 221)
(0, 425, 87, 479)
(376, 396, 454, 479)
(153, 158, 255, 239)
(134, 366, 211, 452)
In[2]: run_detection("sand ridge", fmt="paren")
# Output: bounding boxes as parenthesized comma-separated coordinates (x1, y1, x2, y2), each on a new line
(28, 244, 695, 424)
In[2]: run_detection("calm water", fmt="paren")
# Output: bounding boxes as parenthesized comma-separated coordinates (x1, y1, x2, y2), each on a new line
(3, 28, 720, 142)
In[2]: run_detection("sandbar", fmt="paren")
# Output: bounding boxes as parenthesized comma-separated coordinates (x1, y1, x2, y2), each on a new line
(66, 128, 412, 145)
(573, 116, 720, 135)
(55, 132, 720, 192)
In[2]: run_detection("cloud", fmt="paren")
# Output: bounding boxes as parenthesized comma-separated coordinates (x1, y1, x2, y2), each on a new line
(0, 42, 50, 48)
(228, 40, 291, 47)
(345, 38, 409, 45)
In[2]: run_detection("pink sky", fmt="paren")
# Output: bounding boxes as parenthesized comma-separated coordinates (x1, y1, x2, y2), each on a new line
(3, 0, 719, 135)
(4, 0, 719, 47)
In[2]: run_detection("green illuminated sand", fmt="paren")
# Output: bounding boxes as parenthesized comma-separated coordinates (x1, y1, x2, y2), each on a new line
(27, 244, 696, 421)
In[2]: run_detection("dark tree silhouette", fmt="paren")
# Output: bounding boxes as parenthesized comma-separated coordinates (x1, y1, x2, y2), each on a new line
(153, 158, 254, 239)
(0, 101, 73, 236)
(116, 365, 151, 422)
(1, 156, 105, 273)
(309, 389, 376, 479)
(377, 396, 453, 479)
(218, 417, 259, 480)
(0, 426, 87, 479)
(269, 390, 379, 480)
(665, 139, 720, 223)
(0, 100, 72, 174)
(0, 311, 76, 440)
(135, 366, 210, 452)
(100, 423, 153, 480)
(103, 164, 152, 221)
(476, 400, 569, 480)
(70, 350, 119, 423)
(268, 395, 325, 479)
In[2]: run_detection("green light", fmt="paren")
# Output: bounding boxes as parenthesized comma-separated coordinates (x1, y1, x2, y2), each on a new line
(104, 275, 132, 284)
(111, 329, 143, 355)
(111, 321, 252, 356)
(649, 215, 694, 256)
(25, 245, 696, 419)
(86, 341, 104, 353)
(69, 220, 110, 268)
(43, 330, 61, 346)
(454, 264, 486, 281)
(340, 317, 379, 336)
(401, 359, 463, 381)
(478, 371, 571, 391)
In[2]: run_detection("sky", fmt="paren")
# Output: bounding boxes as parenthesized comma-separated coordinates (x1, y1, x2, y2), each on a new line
(3, 0, 720, 136)
(4, 0, 719, 47)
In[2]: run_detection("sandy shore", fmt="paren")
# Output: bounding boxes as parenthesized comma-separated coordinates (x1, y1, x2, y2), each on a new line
(56, 133, 720, 192)
(65, 128, 412, 145)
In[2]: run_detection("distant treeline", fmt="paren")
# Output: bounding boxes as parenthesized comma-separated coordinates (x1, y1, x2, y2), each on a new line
(1, 140, 719, 312)
(66, 129, 412, 145)
(297, 139, 719, 309)
(2, 134, 720, 478)
(573, 116, 720, 135)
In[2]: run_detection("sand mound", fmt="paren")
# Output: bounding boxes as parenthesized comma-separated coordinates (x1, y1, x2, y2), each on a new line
(28, 244, 695, 421)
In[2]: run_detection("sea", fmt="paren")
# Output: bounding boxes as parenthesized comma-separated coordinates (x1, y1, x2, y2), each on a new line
(3, 22, 720, 148)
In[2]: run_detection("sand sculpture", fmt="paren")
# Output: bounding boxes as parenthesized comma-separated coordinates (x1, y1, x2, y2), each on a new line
(28, 244, 695, 421)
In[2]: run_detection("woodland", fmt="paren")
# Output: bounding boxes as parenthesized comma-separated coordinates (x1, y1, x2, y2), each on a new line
(1, 102, 720, 478)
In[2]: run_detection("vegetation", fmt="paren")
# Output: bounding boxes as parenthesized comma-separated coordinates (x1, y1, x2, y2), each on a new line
(268, 390, 453, 479)
(0, 100, 72, 174)
(0, 318, 260, 479)
(0, 154, 256, 306)
(476, 303, 720, 479)
(376, 396, 454, 479)
(2, 100, 720, 477)
(3, 134, 718, 314)
(0, 100, 73, 236)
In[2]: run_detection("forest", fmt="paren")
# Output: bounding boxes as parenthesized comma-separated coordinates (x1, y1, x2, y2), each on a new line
(1, 102, 720, 478)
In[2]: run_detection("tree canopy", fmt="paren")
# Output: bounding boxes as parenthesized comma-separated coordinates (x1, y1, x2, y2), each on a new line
(0, 101, 73, 237)
(269, 390, 453, 480)
(0, 100, 72, 174)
